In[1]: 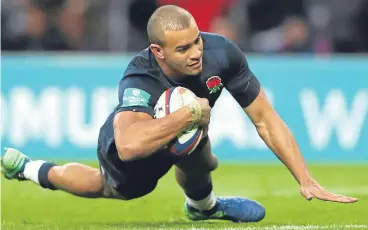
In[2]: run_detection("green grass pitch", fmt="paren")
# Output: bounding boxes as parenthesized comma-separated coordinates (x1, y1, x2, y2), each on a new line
(1, 163, 368, 230)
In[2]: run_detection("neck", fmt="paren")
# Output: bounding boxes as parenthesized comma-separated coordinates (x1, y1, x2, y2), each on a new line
(154, 56, 185, 81)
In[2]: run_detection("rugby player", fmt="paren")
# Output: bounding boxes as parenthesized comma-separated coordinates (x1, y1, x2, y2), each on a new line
(2, 5, 357, 223)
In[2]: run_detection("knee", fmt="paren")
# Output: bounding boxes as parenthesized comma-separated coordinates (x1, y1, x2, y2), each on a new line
(193, 138, 218, 173)
(83, 172, 106, 198)
(205, 155, 219, 172)
(188, 154, 219, 175)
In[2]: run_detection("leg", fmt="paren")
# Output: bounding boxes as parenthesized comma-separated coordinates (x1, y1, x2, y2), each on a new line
(1, 148, 124, 199)
(47, 163, 104, 198)
(175, 138, 266, 223)
(175, 137, 218, 212)
(175, 137, 218, 200)
(49, 163, 130, 199)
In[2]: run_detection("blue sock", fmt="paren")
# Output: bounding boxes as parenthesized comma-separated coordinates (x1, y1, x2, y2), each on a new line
(38, 162, 58, 190)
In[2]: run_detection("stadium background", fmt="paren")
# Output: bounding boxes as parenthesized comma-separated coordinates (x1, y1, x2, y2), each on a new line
(1, 0, 368, 229)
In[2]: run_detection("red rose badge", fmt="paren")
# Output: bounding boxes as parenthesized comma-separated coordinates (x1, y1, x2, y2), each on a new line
(206, 76, 223, 94)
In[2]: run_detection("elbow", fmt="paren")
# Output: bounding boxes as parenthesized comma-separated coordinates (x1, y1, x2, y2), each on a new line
(255, 120, 266, 131)
(256, 127, 267, 141)
(116, 143, 142, 162)
(255, 121, 268, 139)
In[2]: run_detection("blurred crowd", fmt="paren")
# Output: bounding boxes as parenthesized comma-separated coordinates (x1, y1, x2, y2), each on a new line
(2, 0, 368, 53)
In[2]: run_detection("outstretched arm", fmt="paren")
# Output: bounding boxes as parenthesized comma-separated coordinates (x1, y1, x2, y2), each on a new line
(244, 88, 358, 203)
(221, 37, 357, 203)
(244, 89, 310, 184)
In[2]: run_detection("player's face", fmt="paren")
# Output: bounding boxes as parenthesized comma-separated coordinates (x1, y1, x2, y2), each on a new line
(163, 22, 203, 76)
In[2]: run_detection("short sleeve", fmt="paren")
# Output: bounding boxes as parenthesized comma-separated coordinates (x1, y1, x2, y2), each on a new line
(223, 39, 261, 108)
(116, 76, 165, 117)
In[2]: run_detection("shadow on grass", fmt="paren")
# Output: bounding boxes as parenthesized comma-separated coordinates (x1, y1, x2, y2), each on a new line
(2, 220, 264, 230)
(91, 220, 262, 229)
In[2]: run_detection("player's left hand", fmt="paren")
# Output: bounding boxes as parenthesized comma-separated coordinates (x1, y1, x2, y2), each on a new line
(300, 179, 358, 203)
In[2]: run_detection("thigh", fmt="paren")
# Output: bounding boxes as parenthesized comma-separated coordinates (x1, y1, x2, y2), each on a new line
(175, 137, 218, 174)
(98, 148, 175, 200)
(98, 164, 157, 200)
(98, 167, 129, 200)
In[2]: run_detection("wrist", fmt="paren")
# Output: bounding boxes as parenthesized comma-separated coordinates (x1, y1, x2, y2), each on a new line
(186, 100, 201, 123)
(298, 173, 313, 186)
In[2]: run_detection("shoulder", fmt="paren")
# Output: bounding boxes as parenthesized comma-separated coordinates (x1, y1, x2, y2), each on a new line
(201, 32, 247, 70)
(118, 74, 166, 109)
(201, 32, 228, 51)
(119, 51, 166, 100)
(124, 48, 162, 80)
(201, 32, 239, 54)
(119, 74, 165, 94)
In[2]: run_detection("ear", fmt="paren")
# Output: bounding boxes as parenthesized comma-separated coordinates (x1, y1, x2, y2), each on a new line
(150, 44, 165, 59)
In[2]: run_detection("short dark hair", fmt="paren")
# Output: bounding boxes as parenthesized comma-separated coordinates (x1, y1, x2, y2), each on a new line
(147, 5, 194, 46)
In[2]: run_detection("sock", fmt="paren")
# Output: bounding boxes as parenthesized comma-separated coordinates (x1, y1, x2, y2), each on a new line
(185, 183, 216, 211)
(23, 160, 57, 190)
(23, 160, 46, 184)
(186, 191, 216, 211)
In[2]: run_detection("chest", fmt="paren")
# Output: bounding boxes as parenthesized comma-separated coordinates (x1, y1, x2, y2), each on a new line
(170, 73, 225, 108)
(158, 56, 227, 107)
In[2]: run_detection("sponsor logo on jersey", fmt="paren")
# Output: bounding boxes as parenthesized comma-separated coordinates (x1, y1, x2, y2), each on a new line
(121, 88, 151, 107)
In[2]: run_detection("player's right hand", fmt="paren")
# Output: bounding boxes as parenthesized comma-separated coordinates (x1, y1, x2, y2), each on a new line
(300, 178, 358, 203)
(195, 97, 211, 126)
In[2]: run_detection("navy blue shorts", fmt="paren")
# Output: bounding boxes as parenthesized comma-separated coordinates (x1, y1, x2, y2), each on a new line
(97, 135, 209, 200)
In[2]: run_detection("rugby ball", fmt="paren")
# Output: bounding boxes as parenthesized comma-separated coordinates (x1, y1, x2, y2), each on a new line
(154, 87, 203, 155)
